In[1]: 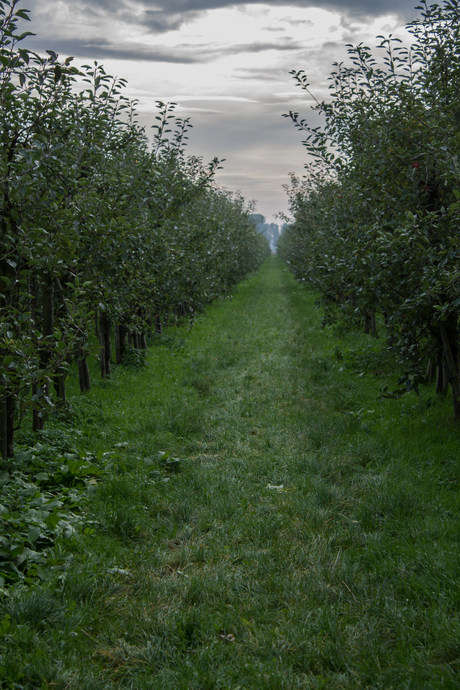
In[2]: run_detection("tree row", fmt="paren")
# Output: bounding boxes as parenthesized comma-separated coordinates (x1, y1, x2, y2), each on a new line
(278, 0, 460, 418)
(0, 0, 270, 459)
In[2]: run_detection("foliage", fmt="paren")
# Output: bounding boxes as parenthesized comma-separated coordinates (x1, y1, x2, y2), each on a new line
(279, 0, 460, 418)
(0, 0, 270, 459)
(0, 440, 106, 591)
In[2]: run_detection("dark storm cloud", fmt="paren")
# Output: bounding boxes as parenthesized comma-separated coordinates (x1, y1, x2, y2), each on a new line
(22, 0, 422, 66)
(25, 0, 422, 35)
(164, 0, 415, 12)
(141, 10, 198, 33)
(100, 0, 419, 21)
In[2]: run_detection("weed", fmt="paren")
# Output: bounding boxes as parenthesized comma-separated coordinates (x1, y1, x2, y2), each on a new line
(121, 348, 147, 369)
(4, 589, 66, 629)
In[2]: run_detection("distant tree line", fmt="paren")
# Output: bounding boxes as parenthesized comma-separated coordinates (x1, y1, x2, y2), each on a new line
(250, 214, 285, 252)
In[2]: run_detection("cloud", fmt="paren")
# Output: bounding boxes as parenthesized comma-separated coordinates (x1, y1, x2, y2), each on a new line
(171, 96, 261, 102)
(235, 66, 291, 82)
(173, 101, 326, 221)
(24, 35, 303, 65)
(20, 0, 422, 223)
(122, 0, 419, 23)
(22, 1, 420, 66)
(24, 0, 421, 40)
(141, 9, 201, 33)
(24, 37, 203, 63)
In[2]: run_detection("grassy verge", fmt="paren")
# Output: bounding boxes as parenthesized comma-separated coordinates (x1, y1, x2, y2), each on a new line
(2, 256, 460, 689)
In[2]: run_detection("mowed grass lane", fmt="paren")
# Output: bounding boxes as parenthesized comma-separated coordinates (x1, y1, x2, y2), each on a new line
(3, 255, 460, 689)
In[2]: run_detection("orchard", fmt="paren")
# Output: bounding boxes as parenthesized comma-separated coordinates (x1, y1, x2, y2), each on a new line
(278, 0, 460, 419)
(0, 0, 270, 460)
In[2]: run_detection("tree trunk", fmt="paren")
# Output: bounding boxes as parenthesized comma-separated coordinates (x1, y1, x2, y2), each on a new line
(439, 319, 460, 420)
(115, 324, 121, 364)
(426, 358, 436, 383)
(0, 215, 20, 457)
(364, 312, 371, 335)
(28, 277, 43, 431)
(0, 396, 14, 460)
(32, 383, 44, 432)
(99, 314, 107, 378)
(443, 361, 449, 396)
(42, 277, 53, 347)
(364, 312, 378, 337)
(34, 274, 53, 431)
(155, 314, 163, 334)
(139, 333, 147, 350)
(99, 316, 106, 379)
(51, 278, 66, 402)
(370, 312, 378, 338)
(6, 396, 14, 457)
(436, 364, 443, 394)
(105, 320, 112, 370)
(0, 327, 7, 458)
(116, 323, 128, 364)
(0, 393, 16, 458)
(99, 313, 111, 378)
(0, 400, 8, 462)
(53, 368, 66, 403)
(435, 352, 444, 395)
(78, 356, 91, 392)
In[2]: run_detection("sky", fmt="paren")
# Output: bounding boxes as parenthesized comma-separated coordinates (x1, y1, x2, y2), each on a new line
(21, 0, 421, 223)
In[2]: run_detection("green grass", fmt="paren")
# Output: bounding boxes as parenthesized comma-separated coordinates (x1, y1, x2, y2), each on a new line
(2, 255, 460, 688)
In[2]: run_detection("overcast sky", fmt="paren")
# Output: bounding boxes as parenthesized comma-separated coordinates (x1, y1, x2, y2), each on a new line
(22, 0, 421, 223)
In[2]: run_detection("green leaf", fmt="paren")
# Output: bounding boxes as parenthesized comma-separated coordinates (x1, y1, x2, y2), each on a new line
(45, 512, 60, 530)
(36, 565, 51, 581)
(27, 526, 41, 543)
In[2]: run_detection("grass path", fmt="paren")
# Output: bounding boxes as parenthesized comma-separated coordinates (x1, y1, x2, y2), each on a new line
(3, 256, 460, 689)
